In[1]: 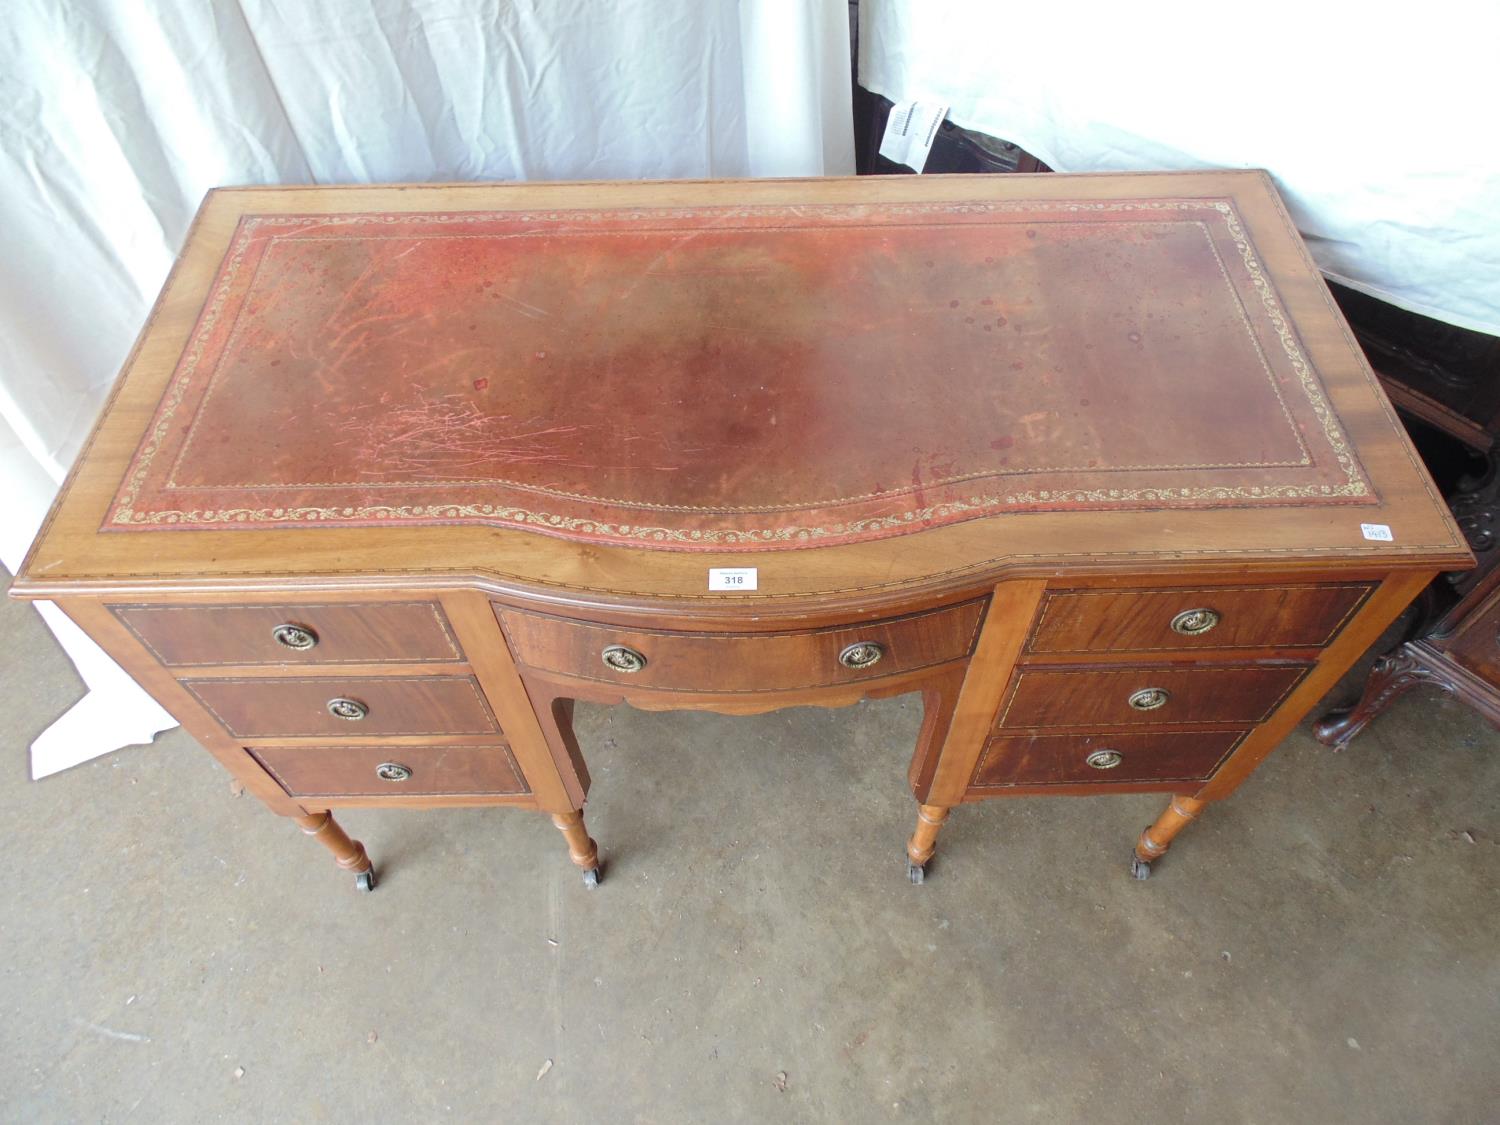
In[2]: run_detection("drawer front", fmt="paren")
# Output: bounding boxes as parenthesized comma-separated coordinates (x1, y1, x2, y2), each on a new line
(249, 743, 527, 798)
(111, 601, 463, 666)
(1026, 583, 1372, 654)
(972, 729, 1247, 789)
(496, 599, 987, 693)
(183, 676, 499, 738)
(997, 663, 1309, 728)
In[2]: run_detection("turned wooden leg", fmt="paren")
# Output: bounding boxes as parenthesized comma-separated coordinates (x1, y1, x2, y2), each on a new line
(905, 803, 951, 885)
(1130, 795, 1207, 880)
(550, 809, 601, 888)
(1313, 646, 1457, 749)
(296, 810, 376, 892)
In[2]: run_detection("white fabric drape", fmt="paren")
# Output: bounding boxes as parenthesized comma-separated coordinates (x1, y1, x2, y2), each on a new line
(860, 0, 1500, 335)
(0, 0, 854, 777)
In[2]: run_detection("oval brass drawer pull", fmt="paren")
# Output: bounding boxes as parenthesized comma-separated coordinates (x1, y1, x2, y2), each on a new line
(838, 641, 885, 670)
(1127, 687, 1170, 712)
(1170, 608, 1220, 636)
(1085, 748, 1123, 770)
(601, 644, 647, 673)
(375, 761, 413, 782)
(272, 622, 319, 650)
(326, 697, 369, 720)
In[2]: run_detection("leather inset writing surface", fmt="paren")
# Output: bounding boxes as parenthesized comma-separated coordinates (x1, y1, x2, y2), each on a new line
(107, 199, 1370, 549)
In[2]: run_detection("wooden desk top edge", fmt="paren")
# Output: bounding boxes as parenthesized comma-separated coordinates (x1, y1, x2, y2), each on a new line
(15, 172, 1470, 609)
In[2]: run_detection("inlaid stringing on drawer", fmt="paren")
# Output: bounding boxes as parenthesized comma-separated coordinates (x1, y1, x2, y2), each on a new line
(996, 663, 1311, 729)
(1025, 584, 1374, 655)
(249, 743, 529, 798)
(110, 601, 465, 666)
(182, 675, 500, 739)
(972, 729, 1249, 789)
(495, 599, 987, 693)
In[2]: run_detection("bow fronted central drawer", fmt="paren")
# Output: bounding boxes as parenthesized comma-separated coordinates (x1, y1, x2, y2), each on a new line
(495, 599, 987, 693)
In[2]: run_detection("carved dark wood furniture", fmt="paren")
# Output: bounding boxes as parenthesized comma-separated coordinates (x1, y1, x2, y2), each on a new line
(1329, 282, 1500, 455)
(13, 173, 1469, 894)
(1314, 286, 1500, 746)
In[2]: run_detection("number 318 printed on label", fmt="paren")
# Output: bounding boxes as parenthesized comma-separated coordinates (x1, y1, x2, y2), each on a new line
(708, 567, 758, 591)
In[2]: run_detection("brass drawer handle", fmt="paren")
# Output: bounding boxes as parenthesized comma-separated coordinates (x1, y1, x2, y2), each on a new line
(272, 622, 319, 650)
(375, 761, 412, 783)
(1170, 608, 1220, 636)
(1127, 687, 1170, 712)
(838, 641, 885, 670)
(1085, 749, 1123, 770)
(601, 644, 647, 673)
(326, 697, 369, 720)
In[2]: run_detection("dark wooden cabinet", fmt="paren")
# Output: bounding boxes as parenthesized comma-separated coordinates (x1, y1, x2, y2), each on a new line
(13, 174, 1468, 897)
(1313, 287, 1500, 747)
(1330, 282, 1500, 451)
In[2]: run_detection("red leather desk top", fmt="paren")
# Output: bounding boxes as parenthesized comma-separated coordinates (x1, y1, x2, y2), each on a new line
(107, 197, 1369, 551)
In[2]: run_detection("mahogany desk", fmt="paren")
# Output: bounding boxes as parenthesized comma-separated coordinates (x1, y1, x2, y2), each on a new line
(14, 173, 1469, 892)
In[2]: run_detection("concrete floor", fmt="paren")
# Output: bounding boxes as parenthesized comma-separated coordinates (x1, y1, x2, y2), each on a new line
(1, 576, 1496, 1124)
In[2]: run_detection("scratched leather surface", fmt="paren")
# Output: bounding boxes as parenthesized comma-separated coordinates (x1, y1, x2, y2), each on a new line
(107, 200, 1370, 549)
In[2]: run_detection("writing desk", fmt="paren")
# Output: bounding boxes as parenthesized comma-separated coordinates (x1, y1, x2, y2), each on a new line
(14, 173, 1469, 891)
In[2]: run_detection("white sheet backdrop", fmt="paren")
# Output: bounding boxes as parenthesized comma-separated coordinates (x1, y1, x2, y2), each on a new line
(861, 0, 1500, 335)
(0, 0, 854, 777)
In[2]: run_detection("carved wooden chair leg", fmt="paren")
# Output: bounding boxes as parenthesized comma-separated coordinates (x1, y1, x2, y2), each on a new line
(905, 803, 951, 885)
(296, 810, 376, 891)
(1131, 795, 1207, 880)
(1313, 647, 1455, 749)
(550, 809, 601, 888)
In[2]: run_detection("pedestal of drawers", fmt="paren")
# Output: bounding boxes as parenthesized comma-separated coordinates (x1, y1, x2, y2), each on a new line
(46, 570, 1429, 890)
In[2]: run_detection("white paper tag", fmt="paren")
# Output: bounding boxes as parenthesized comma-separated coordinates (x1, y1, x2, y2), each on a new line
(708, 567, 758, 591)
(879, 100, 949, 172)
(1360, 523, 1394, 541)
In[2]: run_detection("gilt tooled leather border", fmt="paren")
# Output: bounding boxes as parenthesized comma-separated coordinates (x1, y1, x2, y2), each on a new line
(104, 198, 1372, 550)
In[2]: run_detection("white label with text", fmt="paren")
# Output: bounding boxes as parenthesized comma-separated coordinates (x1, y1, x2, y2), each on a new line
(878, 100, 949, 172)
(1360, 523, 1394, 541)
(708, 567, 758, 591)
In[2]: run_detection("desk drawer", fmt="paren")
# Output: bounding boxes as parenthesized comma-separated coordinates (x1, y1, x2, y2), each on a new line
(496, 599, 986, 693)
(183, 675, 499, 739)
(972, 729, 1247, 789)
(997, 663, 1308, 729)
(111, 601, 464, 666)
(1026, 584, 1371, 655)
(250, 743, 528, 798)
